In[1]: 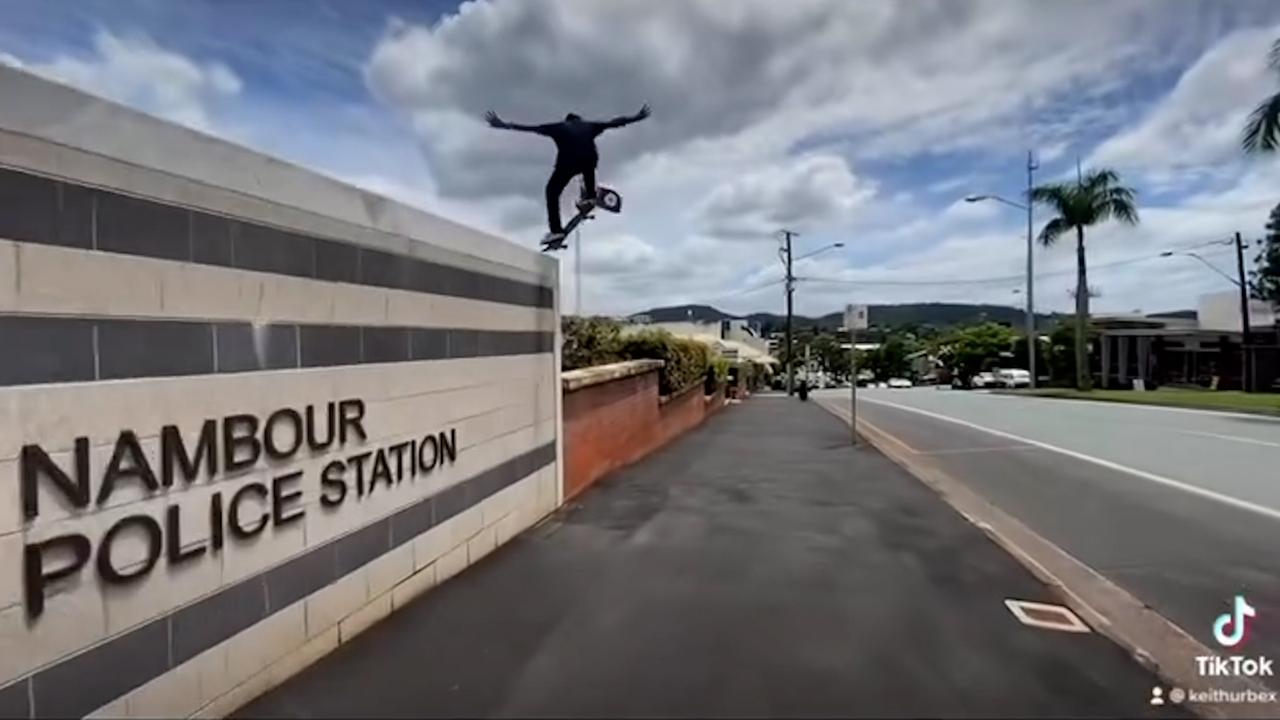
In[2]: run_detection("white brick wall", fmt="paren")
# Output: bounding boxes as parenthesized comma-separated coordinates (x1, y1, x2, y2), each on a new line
(14, 241, 164, 317)
(365, 543, 414, 600)
(0, 354, 555, 469)
(1, 367, 560, 700)
(0, 67, 563, 717)
(0, 238, 554, 332)
(0, 575, 107, 685)
(0, 240, 15, 309)
(390, 563, 437, 611)
(305, 570, 367, 639)
(95, 464, 551, 718)
(337, 589, 391, 643)
(0, 71, 555, 281)
(127, 655, 202, 719)
(0, 532, 20, 611)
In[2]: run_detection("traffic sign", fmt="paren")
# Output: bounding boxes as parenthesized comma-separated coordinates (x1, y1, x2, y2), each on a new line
(844, 304, 868, 330)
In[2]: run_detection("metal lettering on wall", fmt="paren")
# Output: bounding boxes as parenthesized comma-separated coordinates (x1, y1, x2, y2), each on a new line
(18, 398, 458, 619)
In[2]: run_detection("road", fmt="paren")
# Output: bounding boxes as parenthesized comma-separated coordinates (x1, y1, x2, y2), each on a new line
(815, 386, 1280, 668)
(241, 398, 1181, 718)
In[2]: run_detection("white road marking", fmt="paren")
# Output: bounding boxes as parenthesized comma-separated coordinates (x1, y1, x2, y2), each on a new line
(1177, 430, 1280, 450)
(858, 395, 1280, 523)
(917, 445, 1040, 456)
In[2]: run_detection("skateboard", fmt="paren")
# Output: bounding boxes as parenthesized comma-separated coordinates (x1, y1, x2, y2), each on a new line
(541, 185, 622, 252)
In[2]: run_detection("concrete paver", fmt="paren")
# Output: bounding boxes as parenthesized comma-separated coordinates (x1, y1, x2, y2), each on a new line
(239, 396, 1183, 718)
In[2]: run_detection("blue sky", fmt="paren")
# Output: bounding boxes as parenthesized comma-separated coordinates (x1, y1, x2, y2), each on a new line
(2, 0, 1278, 317)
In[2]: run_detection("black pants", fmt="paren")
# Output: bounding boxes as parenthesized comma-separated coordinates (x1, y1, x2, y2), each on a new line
(545, 164, 596, 234)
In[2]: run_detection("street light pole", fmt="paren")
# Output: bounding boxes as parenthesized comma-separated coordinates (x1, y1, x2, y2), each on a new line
(1235, 231, 1253, 393)
(777, 235, 844, 396)
(1160, 237, 1253, 391)
(966, 152, 1038, 390)
(782, 230, 797, 396)
(1025, 150, 1039, 389)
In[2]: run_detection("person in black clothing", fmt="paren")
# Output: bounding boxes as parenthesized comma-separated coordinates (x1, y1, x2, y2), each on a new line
(485, 104, 650, 243)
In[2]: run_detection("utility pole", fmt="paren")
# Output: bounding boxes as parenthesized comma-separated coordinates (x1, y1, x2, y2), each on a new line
(848, 309, 858, 447)
(1025, 150, 1039, 389)
(781, 229, 797, 395)
(1235, 231, 1253, 393)
(574, 226, 582, 316)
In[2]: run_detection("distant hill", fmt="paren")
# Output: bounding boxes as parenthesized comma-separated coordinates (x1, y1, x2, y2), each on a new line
(631, 303, 1063, 332)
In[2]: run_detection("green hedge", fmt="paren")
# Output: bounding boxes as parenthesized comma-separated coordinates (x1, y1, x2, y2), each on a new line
(560, 316, 624, 371)
(561, 318, 713, 396)
(619, 328, 712, 396)
(712, 357, 731, 384)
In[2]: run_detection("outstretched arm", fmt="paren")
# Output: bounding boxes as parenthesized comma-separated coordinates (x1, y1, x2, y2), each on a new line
(598, 103, 651, 130)
(485, 111, 556, 135)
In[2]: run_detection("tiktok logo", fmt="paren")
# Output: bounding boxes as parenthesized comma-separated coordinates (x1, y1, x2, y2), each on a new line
(1213, 595, 1256, 648)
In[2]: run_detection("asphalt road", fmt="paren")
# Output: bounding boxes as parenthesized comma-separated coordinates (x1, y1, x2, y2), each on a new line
(815, 386, 1280, 669)
(241, 398, 1180, 718)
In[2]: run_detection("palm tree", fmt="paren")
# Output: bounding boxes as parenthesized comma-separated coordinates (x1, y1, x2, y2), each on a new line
(1030, 168, 1139, 390)
(1242, 39, 1280, 153)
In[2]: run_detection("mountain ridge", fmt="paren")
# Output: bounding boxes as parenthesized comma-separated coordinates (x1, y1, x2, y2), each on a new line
(627, 302, 1069, 330)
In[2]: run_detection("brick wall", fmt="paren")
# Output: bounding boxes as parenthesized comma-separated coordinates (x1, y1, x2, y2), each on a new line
(563, 363, 726, 501)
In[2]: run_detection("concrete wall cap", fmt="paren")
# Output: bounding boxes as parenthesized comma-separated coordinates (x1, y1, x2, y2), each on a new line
(562, 359, 664, 392)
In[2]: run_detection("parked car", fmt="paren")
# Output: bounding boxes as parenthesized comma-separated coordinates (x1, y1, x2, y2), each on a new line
(887, 378, 913, 389)
(956, 372, 998, 389)
(993, 368, 1031, 388)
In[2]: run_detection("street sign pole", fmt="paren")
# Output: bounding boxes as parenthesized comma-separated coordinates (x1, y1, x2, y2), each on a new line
(845, 304, 867, 447)
(849, 321, 858, 446)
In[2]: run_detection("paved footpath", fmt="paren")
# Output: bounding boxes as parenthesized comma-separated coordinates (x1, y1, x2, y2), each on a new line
(240, 397, 1182, 718)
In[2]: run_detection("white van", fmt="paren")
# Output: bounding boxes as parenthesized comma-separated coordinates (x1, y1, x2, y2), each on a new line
(993, 368, 1031, 388)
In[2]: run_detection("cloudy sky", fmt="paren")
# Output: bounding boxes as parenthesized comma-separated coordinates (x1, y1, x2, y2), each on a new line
(2, 0, 1279, 318)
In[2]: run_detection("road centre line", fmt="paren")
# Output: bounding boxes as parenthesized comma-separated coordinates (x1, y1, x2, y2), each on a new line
(1177, 429, 1280, 450)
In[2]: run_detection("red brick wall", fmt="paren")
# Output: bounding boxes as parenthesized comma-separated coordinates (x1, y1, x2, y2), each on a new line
(563, 370, 727, 501)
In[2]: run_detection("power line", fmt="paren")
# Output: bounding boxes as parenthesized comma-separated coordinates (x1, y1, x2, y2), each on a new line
(710, 276, 787, 300)
(795, 238, 1235, 288)
(655, 235, 1239, 315)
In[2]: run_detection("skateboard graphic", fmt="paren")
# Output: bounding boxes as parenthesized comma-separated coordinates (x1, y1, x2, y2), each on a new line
(541, 185, 622, 252)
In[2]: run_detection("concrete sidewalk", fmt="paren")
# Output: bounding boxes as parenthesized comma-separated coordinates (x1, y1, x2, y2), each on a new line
(239, 397, 1183, 718)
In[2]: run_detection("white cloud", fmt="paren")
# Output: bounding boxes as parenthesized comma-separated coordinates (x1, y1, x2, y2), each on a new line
(786, 161, 1280, 318)
(695, 154, 875, 239)
(16, 30, 242, 131)
(364, 0, 1187, 202)
(0, 51, 23, 69)
(1091, 25, 1280, 174)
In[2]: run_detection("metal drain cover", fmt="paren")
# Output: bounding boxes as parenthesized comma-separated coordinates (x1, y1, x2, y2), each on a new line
(1004, 599, 1092, 633)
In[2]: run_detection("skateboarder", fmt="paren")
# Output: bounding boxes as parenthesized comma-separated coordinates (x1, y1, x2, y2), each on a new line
(485, 104, 650, 245)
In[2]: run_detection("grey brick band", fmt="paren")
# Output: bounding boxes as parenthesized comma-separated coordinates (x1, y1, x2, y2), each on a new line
(0, 315, 554, 387)
(0, 441, 557, 719)
(0, 167, 554, 309)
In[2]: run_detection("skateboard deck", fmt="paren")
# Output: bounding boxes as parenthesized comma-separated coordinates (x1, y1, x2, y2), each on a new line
(540, 185, 622, 252)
